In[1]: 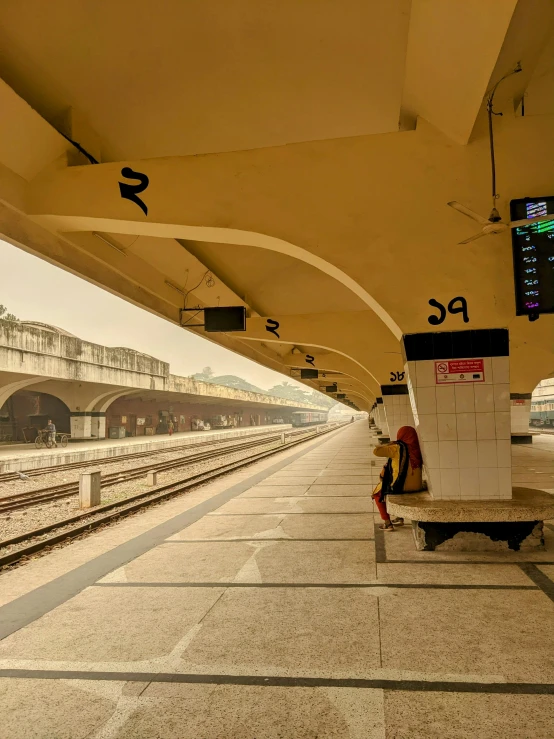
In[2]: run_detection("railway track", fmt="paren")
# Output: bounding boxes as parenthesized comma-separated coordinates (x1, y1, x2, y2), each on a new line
(0, 427, 288, 482)
(0, 422, 346, 568)
(0, 429, 310, 514)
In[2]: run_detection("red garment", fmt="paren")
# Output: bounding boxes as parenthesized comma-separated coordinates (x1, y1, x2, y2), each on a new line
(372, 492, 390, 521)
(397, 426, 422, 470)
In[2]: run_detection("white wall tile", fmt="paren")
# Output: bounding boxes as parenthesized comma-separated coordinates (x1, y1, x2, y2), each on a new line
(496, 439, 512, 468)
(498, 468, 513, 498)
(437, 413, 457, 441)
(417, 414, 438, 442)
(422, 440, 440, 469)
(492, 356, 510, 385)
(456, 413, 476, 440)
(455, 384, 475, 413)
(479, 467, 499, 496)
(440, 468, 461, 498)
(435, 385, 456, 414)
(476, 412, 496, 440)
(416, 386, 436, 415)
(481, 357, 493, 385)
(477, 439, 498, 467)
(439, 440, 459, 469)
(474, 384, 495, 413)
(415, 360, 435, 388)
(493, 384, 510, 412)
(426, 469, 442, 498)
(494, 411, 511, 440)
(458, 440, 478, 468)
(459, 467, 480, 498)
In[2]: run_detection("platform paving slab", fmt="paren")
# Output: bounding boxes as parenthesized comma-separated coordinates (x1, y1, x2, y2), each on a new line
(1, 677, 122, 739)
(306, 483, 373, 496)
(176, 587, 381, 678)
(314, 475, 373, 485)
(238, 484, 312, 497)
(212, 496, 374, 515)
(0, 585, 225, 662)
(102, 539, 377, 584)
(114, 683, 384, 739)
(537, 564, 554, 581)
(379, 588, 554, 683)
(256, 476, 322, 485)
(170, 512, 375, 540)
(383, 691, 554, 739)
(376, 562, 536, 586)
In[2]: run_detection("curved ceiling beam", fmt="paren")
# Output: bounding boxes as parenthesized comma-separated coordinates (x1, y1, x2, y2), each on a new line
(32, 213, 402, 340)
(234, 313, 403, 389)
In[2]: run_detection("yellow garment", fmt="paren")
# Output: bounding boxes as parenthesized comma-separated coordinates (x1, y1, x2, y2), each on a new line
(372, 442, 422, 494)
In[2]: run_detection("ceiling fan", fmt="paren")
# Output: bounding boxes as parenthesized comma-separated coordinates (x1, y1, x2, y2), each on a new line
(447, 201, 553, 244)
(447, 63, 553, 244)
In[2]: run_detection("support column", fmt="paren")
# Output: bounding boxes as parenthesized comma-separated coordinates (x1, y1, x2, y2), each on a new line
(90, 412, 107, 439)
(510, 393, 533, 444)
(70, 412, 93, 440)
(374, 397, 389, 441)
(381, 384, 414, 441)
(403, 329, 511, 501)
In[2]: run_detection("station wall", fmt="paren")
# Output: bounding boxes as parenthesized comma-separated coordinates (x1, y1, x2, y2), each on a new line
(105, 396, 291, 437)
(0, 390, 70, 442)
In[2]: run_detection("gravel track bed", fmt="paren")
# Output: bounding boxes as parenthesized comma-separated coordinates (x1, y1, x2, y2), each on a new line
(0, 433, 280, 498)
(0, 439, 282, 546)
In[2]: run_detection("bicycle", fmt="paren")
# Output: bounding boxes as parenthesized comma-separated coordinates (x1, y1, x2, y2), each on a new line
(35, 430, 69, 449)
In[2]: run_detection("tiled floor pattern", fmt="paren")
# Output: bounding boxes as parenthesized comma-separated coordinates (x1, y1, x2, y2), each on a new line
(1, 423, 554, 737)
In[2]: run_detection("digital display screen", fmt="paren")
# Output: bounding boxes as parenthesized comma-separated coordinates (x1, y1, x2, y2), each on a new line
(511, 197, 554, 315)
(204, 306, 246, 332)
(300, 369, 318, 379)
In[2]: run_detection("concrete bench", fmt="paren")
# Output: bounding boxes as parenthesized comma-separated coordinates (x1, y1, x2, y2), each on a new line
(387, 488, 554, 552)
(511, 431, 541, 445)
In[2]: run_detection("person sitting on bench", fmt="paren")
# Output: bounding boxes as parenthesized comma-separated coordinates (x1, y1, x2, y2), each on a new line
(372, 425, 423, 531)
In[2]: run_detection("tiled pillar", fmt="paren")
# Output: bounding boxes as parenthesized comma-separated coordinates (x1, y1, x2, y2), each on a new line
(375, 397, 389, 438)
(70, 412, 92, 439)
(90, 412, 107, 439)
(402, 329, 512, 501)
(369, 403, 378, 427)
(381, 385, 415, 441)
(510, 393, 532, 444)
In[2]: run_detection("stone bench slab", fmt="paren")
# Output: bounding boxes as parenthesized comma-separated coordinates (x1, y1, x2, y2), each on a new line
(387, 487, 554, 523)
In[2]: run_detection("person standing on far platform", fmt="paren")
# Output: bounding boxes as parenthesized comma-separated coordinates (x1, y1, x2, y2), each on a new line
(46, 419, 57, 448)
(372, 426, 423, 531)
(168, 418, 174, 436)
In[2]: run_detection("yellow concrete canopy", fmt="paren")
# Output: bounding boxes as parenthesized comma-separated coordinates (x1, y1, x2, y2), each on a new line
(0, 0, 553, 398)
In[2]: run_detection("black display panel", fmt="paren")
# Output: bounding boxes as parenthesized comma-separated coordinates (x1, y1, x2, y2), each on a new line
(325, 385, 337, 392)
(511, 196, 554, 316)
(300, 369, 318, 379)
(336, 393, 346, 399)
(204, 306, 246, 332)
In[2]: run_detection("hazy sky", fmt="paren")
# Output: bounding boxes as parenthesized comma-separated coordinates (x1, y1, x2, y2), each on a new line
(0, 239, 306, 392)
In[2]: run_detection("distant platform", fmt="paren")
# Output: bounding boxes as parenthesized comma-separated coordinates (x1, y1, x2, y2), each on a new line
(0, 425, 291, 473)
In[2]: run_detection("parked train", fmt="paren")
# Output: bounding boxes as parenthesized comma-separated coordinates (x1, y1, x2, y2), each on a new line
(291, 411, 328, 427)
(530, 398, 554, 427)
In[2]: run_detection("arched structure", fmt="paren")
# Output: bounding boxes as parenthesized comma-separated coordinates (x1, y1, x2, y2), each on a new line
(0, 0, 553, 493)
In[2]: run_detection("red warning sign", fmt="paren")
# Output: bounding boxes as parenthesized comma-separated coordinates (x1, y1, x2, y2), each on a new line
(435, 359, 485, 384)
